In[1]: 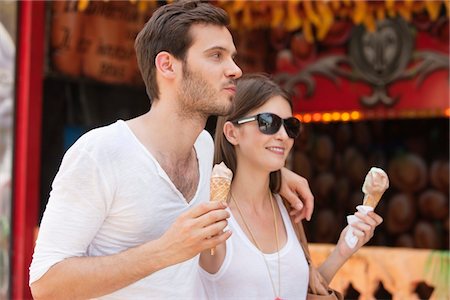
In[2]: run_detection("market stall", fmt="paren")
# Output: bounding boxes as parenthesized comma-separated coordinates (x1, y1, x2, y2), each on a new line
(9, 1, 450, 299)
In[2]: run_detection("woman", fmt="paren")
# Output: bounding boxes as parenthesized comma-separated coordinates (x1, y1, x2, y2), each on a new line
(199, 74, 382, 299)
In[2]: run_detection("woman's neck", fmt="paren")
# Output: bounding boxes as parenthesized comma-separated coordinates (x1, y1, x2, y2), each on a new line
(230, 163, 272, 212)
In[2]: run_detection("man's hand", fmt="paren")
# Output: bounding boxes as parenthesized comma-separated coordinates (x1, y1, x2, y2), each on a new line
(280, 167, 314, 222)
(157, 201, 231, 265)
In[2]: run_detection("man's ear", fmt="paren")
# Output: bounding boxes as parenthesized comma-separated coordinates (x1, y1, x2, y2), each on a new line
(223, 121, 239, 145)
(155, 51, 178, 79)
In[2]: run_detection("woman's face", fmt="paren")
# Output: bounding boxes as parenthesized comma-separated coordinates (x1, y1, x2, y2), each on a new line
(234, 95, 295, 173)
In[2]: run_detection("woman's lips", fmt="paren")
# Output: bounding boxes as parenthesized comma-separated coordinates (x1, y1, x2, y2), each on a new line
(266, 146, 285, 155)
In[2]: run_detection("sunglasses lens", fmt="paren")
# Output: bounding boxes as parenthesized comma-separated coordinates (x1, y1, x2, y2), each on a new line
(284, 117, 301, 138)
(258, 113, 281, 135)
(254, 113, 300, 138)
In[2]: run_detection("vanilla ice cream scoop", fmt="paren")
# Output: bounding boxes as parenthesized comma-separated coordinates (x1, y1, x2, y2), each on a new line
(362, 167, 389, 208)
(211, 162, 233, 180)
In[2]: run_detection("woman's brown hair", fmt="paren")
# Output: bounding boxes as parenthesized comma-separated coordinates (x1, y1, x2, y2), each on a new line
(214, 73, 293, 193)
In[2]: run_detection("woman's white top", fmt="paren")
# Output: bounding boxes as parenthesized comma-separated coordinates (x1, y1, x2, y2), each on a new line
(200, 194, 309, 300)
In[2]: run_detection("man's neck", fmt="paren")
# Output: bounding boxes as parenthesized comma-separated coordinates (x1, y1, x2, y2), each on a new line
(129, 103, 207, 160)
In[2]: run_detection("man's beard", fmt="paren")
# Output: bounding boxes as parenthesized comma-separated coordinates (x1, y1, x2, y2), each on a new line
(177, 62, 234, 119)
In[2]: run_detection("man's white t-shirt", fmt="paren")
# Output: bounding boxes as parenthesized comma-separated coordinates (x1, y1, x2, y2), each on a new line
(199, 194, 309, 300)
(30, 120, 213, 299)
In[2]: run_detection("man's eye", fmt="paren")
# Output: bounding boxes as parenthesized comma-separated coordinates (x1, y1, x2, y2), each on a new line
(212, 52, 222, 59)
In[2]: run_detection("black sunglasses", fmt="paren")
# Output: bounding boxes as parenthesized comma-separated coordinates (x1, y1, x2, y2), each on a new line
(232, 112, 301, 139)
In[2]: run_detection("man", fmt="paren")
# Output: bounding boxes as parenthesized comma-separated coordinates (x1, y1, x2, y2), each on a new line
(30, 1, 313, 299)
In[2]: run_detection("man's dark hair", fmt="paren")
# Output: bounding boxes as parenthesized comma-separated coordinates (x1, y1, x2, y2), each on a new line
(135, 1, 229, 103)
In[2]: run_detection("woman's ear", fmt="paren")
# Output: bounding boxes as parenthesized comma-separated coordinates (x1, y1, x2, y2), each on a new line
(155, 51, 177, 79)
(223, 121, 239, 145)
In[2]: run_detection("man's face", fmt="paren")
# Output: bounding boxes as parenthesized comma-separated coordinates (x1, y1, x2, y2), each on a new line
(177, 24, 242, 118)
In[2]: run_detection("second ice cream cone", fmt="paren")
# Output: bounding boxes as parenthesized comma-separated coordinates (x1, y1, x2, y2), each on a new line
(362, 167, 389, 209)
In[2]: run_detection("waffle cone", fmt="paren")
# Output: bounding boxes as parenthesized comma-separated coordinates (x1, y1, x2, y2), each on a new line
(209, 177, 231, 255)
(210, 177, 231, 202)
(363, 192, 383, 208)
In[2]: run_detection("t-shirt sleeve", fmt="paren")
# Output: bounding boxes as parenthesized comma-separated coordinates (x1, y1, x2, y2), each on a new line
(29, 144, 113, 284)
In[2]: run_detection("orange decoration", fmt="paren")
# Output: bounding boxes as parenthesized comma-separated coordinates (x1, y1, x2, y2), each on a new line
(74, 0, 448, 44)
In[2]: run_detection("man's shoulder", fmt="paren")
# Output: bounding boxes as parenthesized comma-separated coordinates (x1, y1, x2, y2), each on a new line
(67, 120, 128, 157)
(195, 130, 214, 157)
(83, 120, 123, 140)
(194, 130, 214, 170)
(196, 130, 214, 147)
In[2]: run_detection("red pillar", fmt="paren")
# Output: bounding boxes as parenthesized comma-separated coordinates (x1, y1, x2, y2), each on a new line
(12, 1, 45, 299)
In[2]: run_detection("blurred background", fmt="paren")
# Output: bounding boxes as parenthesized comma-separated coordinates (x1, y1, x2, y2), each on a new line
(0, 1, 448, 299)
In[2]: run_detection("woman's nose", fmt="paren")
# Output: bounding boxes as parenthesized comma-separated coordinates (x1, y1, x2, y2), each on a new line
(275, 123, 290, 140)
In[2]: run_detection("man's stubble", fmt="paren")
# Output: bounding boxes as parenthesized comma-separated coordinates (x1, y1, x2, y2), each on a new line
(177, 62, 234, 121)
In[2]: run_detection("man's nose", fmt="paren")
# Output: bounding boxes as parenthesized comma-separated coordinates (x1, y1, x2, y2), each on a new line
(225, 60, 242, 79)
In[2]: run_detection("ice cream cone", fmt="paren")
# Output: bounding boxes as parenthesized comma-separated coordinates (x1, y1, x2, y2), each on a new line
(210, 177, 231, 203)
(361, 167, 389, 209)
(210, 162, 233, 255)
(345, 167, 389, 248)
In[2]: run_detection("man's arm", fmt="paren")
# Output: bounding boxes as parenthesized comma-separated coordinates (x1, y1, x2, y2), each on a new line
(280, 167, 314, 222)
(30, 201, 230, 300)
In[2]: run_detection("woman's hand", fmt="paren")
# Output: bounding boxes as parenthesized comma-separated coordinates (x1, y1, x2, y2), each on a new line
(280, 167, 314, 222)
(337, 211, 383, 259)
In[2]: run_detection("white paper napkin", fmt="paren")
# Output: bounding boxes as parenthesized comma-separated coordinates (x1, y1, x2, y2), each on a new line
(344, 205, 374, 248)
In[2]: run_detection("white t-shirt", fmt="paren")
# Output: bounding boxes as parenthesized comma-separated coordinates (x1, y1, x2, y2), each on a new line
(200, 194, 309, 300)
(30, 120, 213, 299)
